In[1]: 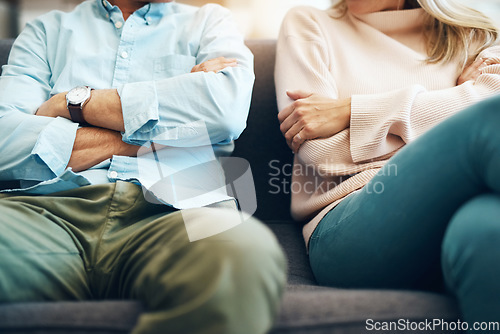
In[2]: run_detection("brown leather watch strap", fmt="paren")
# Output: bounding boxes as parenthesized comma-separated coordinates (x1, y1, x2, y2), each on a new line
(68, 104, 87, 125)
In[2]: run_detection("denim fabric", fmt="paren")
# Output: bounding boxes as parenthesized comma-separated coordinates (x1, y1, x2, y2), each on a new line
(310, 95, 500, 328)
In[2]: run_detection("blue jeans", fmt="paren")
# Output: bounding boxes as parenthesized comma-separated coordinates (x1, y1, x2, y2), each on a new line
(309, 95, 500, 329)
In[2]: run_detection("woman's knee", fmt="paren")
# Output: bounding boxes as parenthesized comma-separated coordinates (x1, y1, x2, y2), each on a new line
(442, 194, 500, 288)
(446, 95, 500, 143)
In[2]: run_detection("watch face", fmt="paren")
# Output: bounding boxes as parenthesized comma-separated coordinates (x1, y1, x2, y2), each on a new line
(67, 86, 90, 104)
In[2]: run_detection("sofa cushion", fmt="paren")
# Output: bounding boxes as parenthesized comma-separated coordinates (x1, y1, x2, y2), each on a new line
(273, 285, 462, 334)
(0, 301, 143, 334)
(268, 221, 317, 285)
(0, 288, 463, 334)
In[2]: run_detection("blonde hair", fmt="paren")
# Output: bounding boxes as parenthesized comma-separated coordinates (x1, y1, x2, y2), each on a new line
(332, 0, 498, 66)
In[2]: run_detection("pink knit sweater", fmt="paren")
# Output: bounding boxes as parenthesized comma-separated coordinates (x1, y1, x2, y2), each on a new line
(275, 6, 500, 247)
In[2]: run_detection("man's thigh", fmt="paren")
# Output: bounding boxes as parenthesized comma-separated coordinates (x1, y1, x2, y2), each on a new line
(0, 198, 91, 302)
(97, 207, 286, 334)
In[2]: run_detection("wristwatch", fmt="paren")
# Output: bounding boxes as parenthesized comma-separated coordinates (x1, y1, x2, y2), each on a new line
(66, 86, 93, 125)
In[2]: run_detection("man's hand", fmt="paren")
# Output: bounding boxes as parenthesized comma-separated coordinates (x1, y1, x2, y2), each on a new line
(35, 92, 70, 119)
(278, 90, 351, 153)
(68, 127, 139, 172)
(191, 57, 237, 73)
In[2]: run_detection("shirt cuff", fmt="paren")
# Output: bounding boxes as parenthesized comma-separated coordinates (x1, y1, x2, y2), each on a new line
(118, 81, 159, 144)
(32, 116, 78, 176)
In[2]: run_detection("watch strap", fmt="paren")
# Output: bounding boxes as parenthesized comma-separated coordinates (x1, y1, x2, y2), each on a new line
(68, 104, 87, 125)
(67, 87, 92, 125)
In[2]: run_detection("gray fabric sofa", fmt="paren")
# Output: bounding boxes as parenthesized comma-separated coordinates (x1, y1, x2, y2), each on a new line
(0, 38, 463, 333)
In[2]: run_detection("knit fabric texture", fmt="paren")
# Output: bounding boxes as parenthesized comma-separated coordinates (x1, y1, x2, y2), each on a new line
(275, 6, 500, 246)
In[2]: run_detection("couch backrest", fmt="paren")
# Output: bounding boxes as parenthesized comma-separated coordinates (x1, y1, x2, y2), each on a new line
(235, 40, 293, 221)
(0, 39, 294, 222)
(0, 39, 15, 76)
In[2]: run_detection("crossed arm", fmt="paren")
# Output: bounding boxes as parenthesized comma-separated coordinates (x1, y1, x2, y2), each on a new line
(35, 57, 237, 172)
(278, 56, 497, 153)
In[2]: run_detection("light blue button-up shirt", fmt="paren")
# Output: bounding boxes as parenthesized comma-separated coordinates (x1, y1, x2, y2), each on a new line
(0, 0, 254, 207)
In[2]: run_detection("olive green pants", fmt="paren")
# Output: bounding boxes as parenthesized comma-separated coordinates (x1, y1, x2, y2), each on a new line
(0, 181, 287, 334)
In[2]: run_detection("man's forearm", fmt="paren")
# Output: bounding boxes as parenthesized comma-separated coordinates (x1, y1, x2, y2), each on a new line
(37, 56, 243, 135)
(83, 89, 125, 132)
(68, 127, 138, 172)
(36, 89, 125, 132)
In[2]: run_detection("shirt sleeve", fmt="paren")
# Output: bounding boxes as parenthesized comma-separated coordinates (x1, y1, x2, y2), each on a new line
(118, 4, 255, 147)
(0, 17, 78, 182)
(350, 45, 500, 163)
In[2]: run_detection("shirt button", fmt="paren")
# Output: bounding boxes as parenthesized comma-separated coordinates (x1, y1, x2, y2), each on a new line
(121, 51, 129, 59)
(109, 171, 118, 178)
(115, 21, 123, 29)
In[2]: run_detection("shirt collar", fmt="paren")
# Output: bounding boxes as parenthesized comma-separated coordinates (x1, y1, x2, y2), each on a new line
(97, 0, 173, 24)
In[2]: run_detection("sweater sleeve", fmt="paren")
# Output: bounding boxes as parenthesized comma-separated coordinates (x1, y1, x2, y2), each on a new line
(275, 7, 339, 113)
(350, 45, 500, 163)
(276, 8, 500, 166)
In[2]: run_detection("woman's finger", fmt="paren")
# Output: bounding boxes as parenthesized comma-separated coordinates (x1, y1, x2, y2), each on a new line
(291, 131, 306, 153)
(287, 90, 312, 101)
(286, 121, 308, 153)
(478, 61, 489, 71)
(457, 58, 485, 85)
(279, 107, 302, 135)
(278, 103, 295, 124)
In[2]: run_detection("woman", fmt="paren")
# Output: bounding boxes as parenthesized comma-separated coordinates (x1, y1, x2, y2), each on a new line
(275, 0, 500, 327)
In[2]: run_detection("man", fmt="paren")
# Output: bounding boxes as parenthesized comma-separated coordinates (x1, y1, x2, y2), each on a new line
(0, 1, 286, 333)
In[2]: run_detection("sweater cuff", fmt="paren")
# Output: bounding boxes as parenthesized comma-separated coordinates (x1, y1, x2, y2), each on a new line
(350, 85, 426, 163)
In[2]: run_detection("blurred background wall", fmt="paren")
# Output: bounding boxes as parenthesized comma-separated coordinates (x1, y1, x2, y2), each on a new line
(0, 0, 499, 39)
